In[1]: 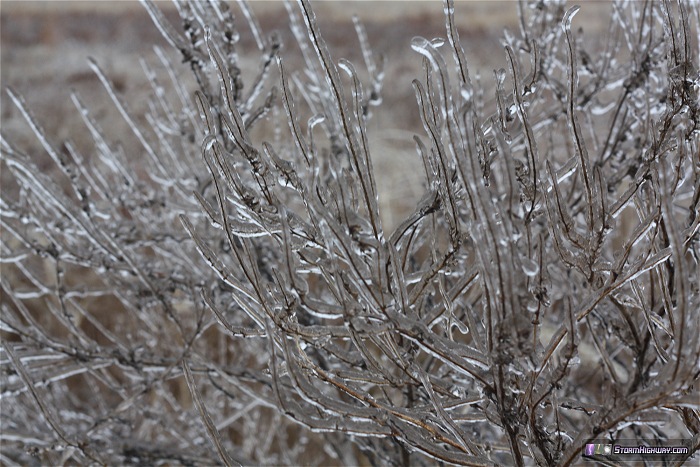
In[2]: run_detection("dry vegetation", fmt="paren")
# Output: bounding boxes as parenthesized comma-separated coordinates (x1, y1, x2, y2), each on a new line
(1, 1, 699, 466)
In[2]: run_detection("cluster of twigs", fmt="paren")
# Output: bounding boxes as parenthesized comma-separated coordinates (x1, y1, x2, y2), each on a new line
(1, 0, 699, 465)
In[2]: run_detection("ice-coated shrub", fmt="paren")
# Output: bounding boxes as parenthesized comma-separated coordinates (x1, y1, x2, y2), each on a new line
(1, 0, 698, 465)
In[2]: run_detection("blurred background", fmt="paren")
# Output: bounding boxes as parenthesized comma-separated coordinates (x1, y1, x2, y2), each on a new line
(1, 1, 613, 229)
(2, 0, 528, 231)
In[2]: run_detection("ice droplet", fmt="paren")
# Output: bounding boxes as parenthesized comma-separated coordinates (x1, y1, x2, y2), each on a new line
(521, 257, 539, 277)
(460, 86, 473, 102)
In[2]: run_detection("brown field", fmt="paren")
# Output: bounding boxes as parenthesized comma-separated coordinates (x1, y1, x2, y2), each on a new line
(1, 0, 612, 229)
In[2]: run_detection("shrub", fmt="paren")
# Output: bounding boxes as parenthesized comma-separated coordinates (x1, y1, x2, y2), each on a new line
(1, 0, 699, 465)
